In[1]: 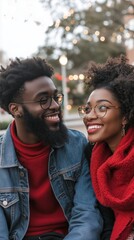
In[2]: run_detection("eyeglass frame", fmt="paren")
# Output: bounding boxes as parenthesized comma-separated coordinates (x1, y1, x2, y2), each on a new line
(78, 103, 120, 119)
(15, 93, 64, 110)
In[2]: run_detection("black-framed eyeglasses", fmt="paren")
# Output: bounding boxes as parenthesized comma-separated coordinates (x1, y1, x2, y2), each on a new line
(16, 93, 64, 110)
(78, 103, 120, 119)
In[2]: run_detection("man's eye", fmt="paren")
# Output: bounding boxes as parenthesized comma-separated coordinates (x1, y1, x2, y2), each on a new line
(40, 97, 48, 104)
(54, 95, 59, 101)
(98, 105, 108, 112)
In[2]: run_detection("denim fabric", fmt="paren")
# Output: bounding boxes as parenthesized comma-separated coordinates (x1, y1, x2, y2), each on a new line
(23, 232, 64, 240)
(0, 124, 103, 240)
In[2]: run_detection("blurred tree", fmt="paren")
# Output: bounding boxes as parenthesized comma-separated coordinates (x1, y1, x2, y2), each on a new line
(36, 0, 134, 108)
(37, 0, 134, 72)
(0, 50, 6, 65)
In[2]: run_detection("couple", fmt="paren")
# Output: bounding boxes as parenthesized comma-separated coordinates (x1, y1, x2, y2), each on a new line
(0, 55, 133, 240)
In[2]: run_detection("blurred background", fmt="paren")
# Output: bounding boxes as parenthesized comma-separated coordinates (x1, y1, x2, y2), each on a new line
(0, 0, 134, 135)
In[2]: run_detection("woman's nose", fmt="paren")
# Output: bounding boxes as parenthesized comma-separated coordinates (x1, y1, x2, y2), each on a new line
(84, 108, 98, 119)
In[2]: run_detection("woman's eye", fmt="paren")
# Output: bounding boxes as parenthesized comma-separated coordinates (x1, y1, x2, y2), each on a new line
(98, 105, 108, 112)
(85, 107, 91, 113)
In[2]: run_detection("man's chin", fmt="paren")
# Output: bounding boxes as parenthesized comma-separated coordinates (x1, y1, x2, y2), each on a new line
(47, 123, 60, 131)
(42, 122, 68, 146)
(22, 106, 68, 146)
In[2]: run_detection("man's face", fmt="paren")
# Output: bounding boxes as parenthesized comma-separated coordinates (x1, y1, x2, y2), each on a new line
(19, 76, 68, 145)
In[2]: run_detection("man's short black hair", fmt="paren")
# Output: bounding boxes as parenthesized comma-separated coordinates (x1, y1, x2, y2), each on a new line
(0, 57, 54, 113)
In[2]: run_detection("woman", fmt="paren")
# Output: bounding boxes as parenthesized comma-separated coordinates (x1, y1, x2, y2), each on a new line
(78, 55, 134, 240)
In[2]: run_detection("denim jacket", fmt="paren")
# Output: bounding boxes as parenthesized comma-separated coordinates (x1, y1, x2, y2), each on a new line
(0, 125, 103, 240)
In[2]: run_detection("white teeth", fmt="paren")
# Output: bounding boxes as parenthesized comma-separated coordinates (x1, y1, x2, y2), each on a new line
(46, 115, 58, 119)
(88, 125, 102, 130)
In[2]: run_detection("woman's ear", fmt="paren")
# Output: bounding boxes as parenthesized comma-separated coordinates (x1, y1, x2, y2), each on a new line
(8, 103, 22, 118)
(122, 116, 128, 126)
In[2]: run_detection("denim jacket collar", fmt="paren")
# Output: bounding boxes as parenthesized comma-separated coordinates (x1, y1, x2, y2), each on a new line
(0, 125, 19, 167)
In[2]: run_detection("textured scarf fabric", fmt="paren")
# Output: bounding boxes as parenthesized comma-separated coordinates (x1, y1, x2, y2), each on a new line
(90, 128, 134, 240)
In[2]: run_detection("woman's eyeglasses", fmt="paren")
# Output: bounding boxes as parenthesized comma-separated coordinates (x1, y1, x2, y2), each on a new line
(78, 104, 120, 119)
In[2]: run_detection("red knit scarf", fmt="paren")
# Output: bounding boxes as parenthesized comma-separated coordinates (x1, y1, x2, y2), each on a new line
(90, 128, 134, 240)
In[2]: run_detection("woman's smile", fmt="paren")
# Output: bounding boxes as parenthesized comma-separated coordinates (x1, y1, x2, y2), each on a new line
(83, 88, 125, 149)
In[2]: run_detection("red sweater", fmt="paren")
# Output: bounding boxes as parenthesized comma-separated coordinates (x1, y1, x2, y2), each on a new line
(11, 121, 68, 236)
(90, 128, 134, 240)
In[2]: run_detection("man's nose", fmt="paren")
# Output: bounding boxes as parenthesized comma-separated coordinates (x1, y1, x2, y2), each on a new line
(49, 98, 60, 109)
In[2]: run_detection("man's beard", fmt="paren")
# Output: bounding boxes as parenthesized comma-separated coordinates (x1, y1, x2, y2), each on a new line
(22, 106, 68, 147)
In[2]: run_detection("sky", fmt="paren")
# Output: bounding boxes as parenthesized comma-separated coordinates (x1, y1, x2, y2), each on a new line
(0, 0, 52, 59)
(0, 0, 101, 60)
(1, 0, 131, 61)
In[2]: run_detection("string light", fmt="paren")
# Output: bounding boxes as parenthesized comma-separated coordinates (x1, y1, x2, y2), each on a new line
(65, 26, 70, 31)
(100, 36, 105, 41)
(55, 19, 61, 28)
(68, 75, 74, 80)
(117, 34, 122, 42)
(83, 29, 88, 35)
(69, 9, 75, 15)
(95, 31, 100, 36)
(72, 39, 78, 44)
(79, 74, 84, 80)
(63, 14, 68, 19)
(68, 74, 85, 81)
(73, 74, 79, 80)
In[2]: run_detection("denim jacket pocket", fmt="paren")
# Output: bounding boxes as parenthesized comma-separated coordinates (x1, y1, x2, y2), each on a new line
(62, 167, 81, 181)
(62, 165, 81, 199)
(0, 192, 19, 209)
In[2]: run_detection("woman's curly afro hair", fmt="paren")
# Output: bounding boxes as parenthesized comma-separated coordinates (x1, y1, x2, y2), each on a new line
(85, 55, 134, 128)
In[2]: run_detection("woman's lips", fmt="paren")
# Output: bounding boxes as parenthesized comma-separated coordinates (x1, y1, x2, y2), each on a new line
(87, 124, 102, 133)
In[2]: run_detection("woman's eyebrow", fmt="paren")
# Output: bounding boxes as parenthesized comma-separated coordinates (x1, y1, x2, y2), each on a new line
(97, 99, 113, 104)
(87, 99, 113, 105)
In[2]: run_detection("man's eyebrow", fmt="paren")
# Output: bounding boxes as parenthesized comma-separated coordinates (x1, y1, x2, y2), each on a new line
(53, 89, 58, 94)
(35, 89, 58, 98)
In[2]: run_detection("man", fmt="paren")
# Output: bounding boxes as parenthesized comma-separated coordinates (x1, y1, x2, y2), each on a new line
(0, 57, 102, 240)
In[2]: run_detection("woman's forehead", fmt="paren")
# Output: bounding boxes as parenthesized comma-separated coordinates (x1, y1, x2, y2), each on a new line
(87, 88, 118, 103)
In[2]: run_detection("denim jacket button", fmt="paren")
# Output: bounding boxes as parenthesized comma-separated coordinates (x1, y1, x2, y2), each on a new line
(20, 171, 24, 177)
(3, 200, 8, 206)
(22, 214, 28, 219)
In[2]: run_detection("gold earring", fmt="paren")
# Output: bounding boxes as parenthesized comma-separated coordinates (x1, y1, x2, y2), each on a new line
(122, 124, 126, 137)
(16, 114, 22, 118)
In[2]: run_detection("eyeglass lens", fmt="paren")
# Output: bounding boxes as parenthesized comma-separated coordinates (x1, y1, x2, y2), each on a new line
(40, 94, 63, 110)
(78, 104, 107, 118)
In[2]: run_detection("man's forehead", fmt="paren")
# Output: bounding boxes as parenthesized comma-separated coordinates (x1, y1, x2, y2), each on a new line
(23, 76, 57, 97)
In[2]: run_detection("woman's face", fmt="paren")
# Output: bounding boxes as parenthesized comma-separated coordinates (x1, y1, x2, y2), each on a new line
(83, 88, 127, 151)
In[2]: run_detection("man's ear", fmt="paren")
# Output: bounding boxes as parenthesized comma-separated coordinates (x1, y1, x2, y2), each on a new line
(8, 103, 22, 118)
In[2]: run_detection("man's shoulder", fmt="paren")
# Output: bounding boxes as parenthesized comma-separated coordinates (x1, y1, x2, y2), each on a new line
(66, 128, 88, 146)
(0, 126, 11, 145)
(0, 132, 4, 143)
(67, 128, 86, 138)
